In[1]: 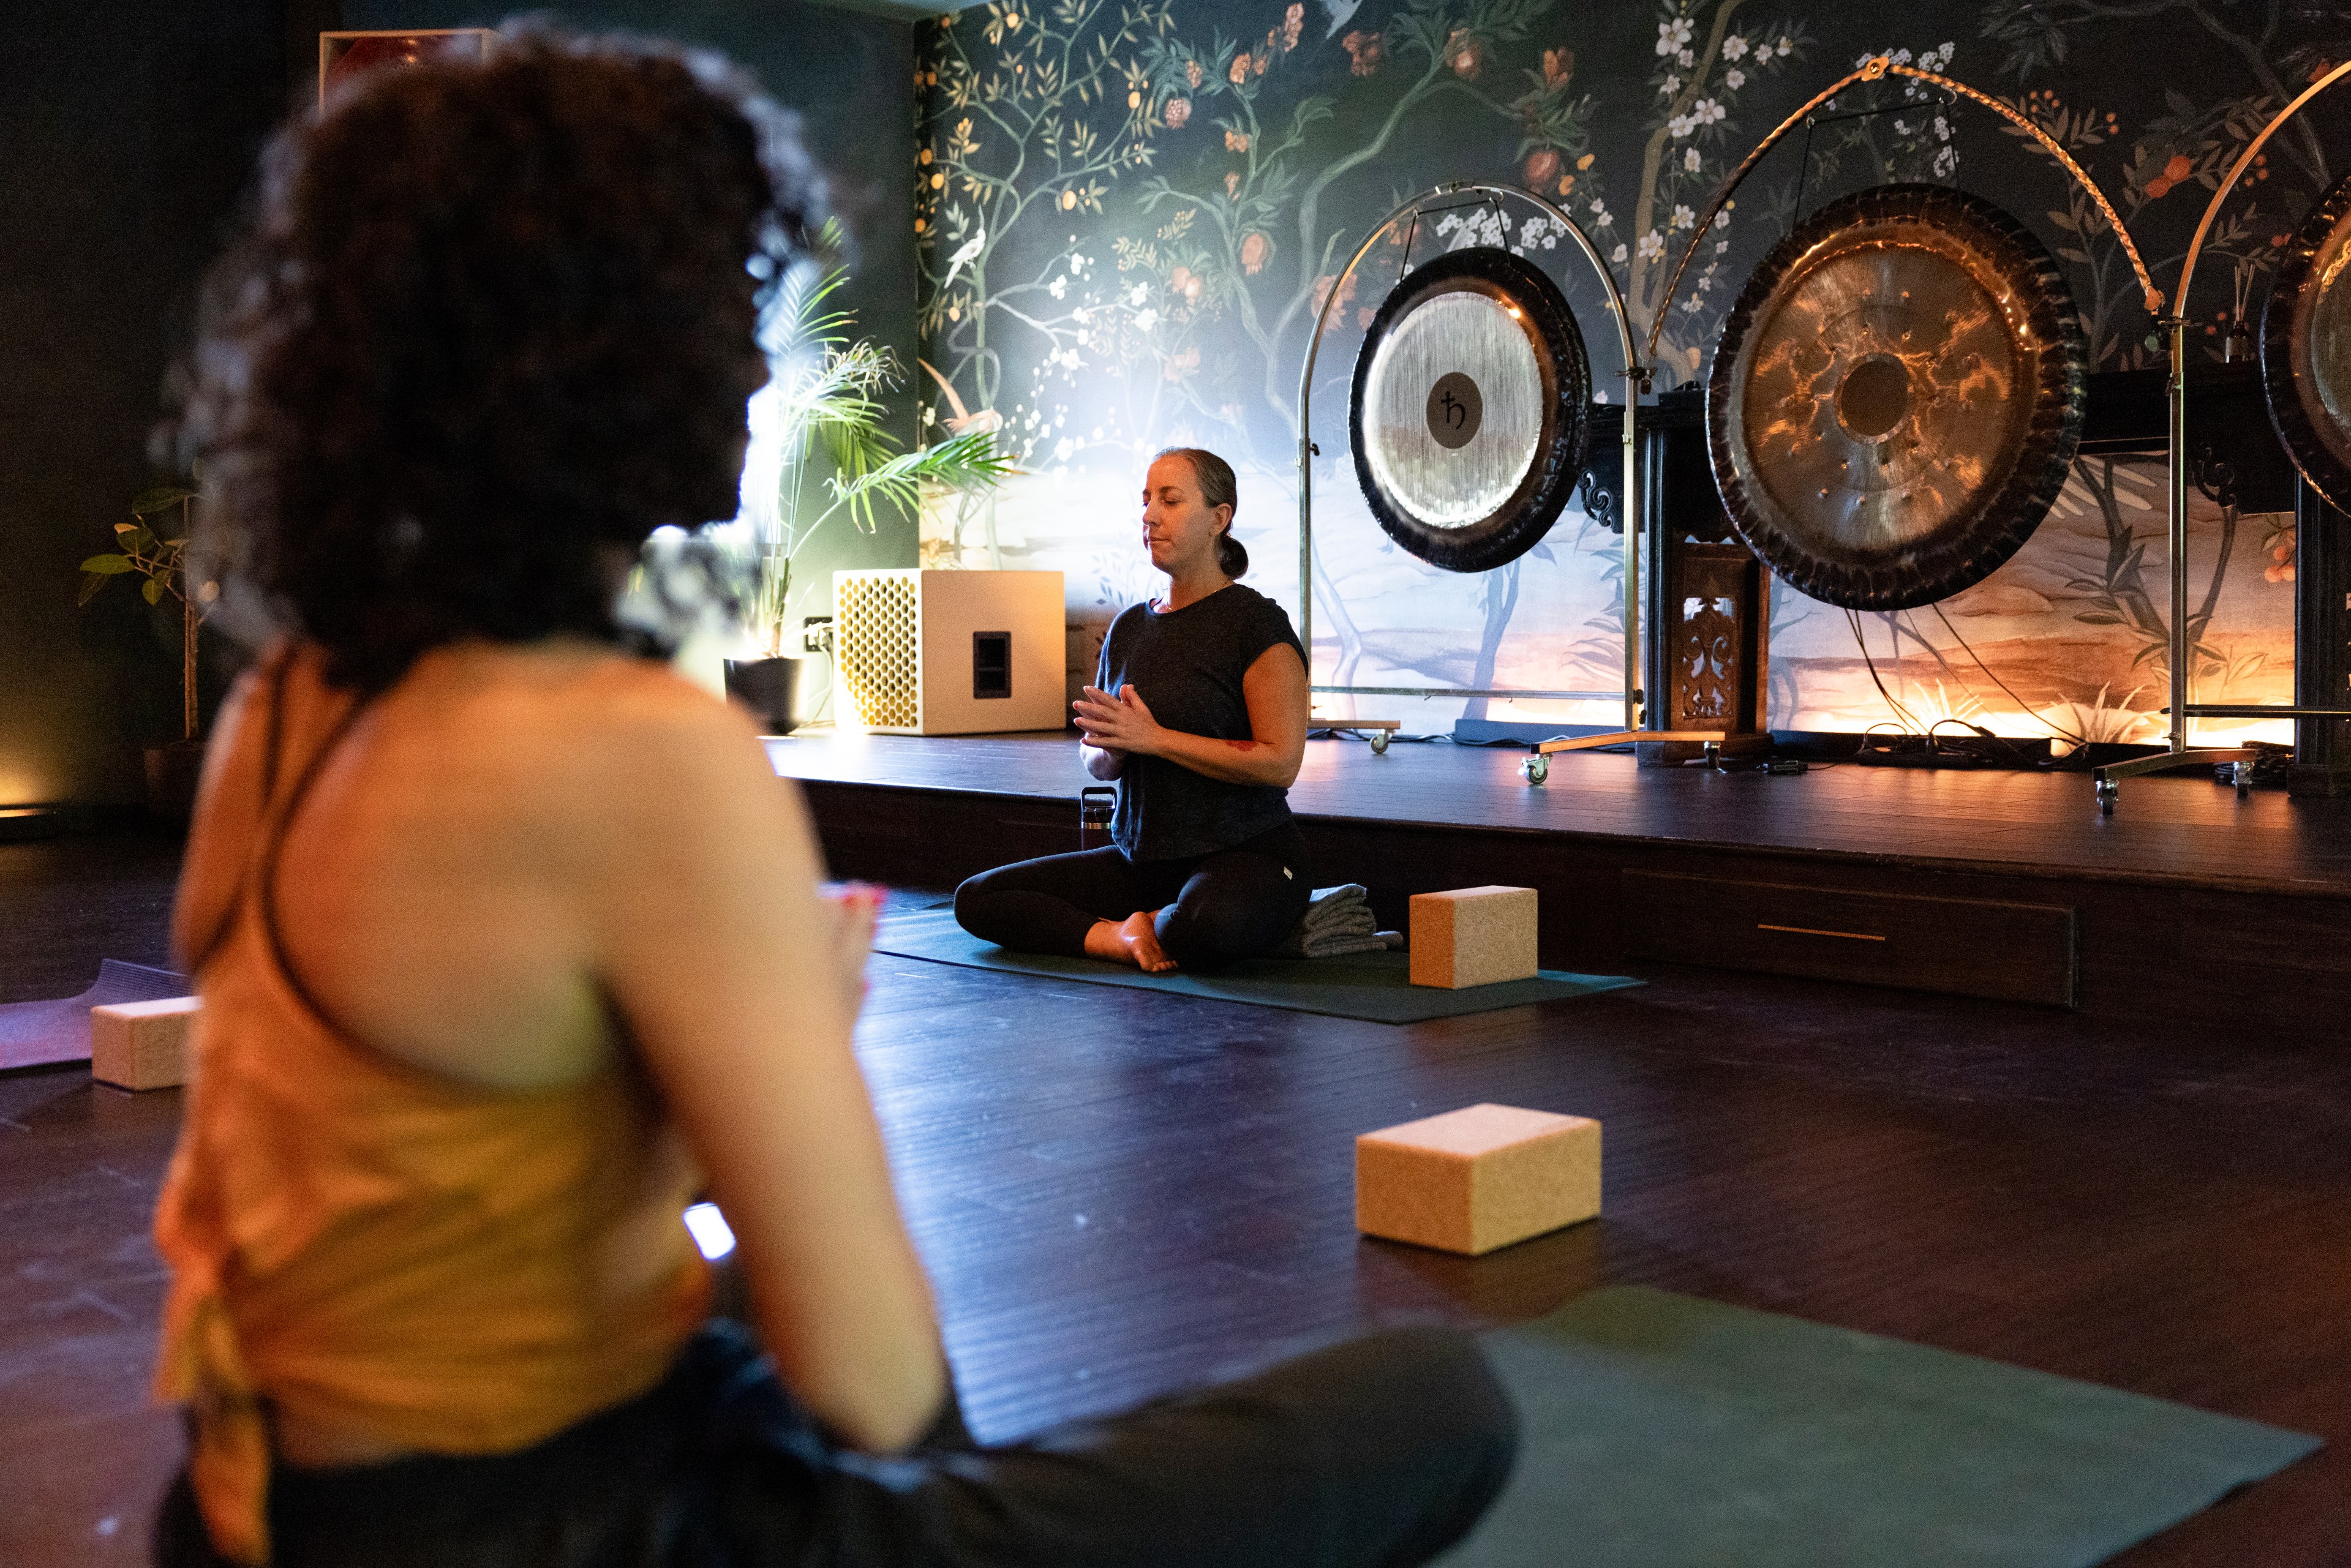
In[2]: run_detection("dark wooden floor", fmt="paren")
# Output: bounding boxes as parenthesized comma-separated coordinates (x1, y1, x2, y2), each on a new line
(5, 827, 2348, 1566)
(0, 823, 184, 1003)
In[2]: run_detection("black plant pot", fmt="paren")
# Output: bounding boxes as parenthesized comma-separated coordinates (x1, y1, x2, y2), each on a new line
(144, 740, 206, 820)
(723, 656, 810, 735)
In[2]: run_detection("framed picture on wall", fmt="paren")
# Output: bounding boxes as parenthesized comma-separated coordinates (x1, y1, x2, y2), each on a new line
(318, 29, 495, 108)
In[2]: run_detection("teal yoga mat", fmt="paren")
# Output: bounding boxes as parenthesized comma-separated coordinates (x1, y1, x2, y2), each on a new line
(1446, 1286, 2319, 1567)
(871, 908, 1640, 1023)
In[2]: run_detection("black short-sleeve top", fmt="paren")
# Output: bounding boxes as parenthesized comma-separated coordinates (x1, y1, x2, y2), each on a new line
(1096, 583, 1306, 861)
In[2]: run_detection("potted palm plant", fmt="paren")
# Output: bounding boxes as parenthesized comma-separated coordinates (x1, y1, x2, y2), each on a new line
(726, 261, 1013, 733)
(80, 483, 215, 817)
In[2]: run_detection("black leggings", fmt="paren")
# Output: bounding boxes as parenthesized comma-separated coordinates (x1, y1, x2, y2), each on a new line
(155, 1319, 1517, 1568)
(954, 822, 1312, 970)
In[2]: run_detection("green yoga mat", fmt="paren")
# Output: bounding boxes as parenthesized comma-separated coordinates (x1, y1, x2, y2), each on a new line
(1446, 1286, 2319, 1567)
(871, 909, 1640, 1023)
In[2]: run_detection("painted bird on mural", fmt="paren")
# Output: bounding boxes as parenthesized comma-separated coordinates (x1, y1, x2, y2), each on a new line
(1319, 0, 1360, 37)
(942, 227, 985, 290)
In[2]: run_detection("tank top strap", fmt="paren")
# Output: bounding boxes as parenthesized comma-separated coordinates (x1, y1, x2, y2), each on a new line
(247, 657, 378, 1040)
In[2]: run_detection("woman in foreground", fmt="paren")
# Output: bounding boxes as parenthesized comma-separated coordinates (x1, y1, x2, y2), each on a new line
(152, 28, 1514, 1568)
(954, 449, 1314, 972)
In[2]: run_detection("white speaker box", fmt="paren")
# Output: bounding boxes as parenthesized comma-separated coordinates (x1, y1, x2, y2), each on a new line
(833, 569, 1067, 735)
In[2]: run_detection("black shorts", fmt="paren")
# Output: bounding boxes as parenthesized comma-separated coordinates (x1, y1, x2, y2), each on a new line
(154, 1318, 1515, 1568)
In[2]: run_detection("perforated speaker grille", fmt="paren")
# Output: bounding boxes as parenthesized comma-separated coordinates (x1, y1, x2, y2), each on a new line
(837, 572, 920, 729)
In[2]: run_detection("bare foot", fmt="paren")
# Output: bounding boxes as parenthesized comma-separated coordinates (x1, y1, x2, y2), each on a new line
(1085, 912, 1179, 973)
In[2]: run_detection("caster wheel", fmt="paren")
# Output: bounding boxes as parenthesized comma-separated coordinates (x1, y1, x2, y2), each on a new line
(1369, 730, 1390, 756)
(2095, 778, 2117, 816)
(1520, 753, 1549, 786)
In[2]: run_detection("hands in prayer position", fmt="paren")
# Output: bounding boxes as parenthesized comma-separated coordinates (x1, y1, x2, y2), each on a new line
(1073, 683, 1162, 757)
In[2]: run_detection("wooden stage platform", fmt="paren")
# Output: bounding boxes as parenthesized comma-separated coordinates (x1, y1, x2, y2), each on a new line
(769, 731, 2351, 1032)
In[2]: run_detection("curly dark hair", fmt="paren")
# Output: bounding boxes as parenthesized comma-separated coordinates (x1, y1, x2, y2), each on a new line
(179, 26, 822, 691)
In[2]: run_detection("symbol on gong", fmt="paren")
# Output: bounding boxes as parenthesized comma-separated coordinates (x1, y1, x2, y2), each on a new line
(1427, 372, 1483, 450)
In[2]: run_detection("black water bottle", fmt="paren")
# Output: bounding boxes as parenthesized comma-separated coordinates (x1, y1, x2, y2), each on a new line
(1078, 785, 1116, 851)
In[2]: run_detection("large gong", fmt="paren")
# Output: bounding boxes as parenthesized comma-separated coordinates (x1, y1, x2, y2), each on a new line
(2260, 167, 2351, 514)
(1707, 184, 2088, 610)
(1349, 247, 1592, 573)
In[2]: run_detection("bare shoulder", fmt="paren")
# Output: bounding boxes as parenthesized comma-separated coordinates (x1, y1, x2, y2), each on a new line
(383, 642, 773, 836)
(273, 642, 787, 1086)
(531, 653, 759, 781)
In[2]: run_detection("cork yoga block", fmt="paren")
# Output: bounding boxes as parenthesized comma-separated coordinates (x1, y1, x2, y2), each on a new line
(1355, 1103, 1600, 1256)
(1409, 885, 1538, 989)
(90, 997, 200, 1092)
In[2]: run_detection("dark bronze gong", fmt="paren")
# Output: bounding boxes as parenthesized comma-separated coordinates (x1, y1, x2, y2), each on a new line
(2260, 167, 2351, 514)
(1349, 247, 1592, 573)
(1707, 184, 2088, 610)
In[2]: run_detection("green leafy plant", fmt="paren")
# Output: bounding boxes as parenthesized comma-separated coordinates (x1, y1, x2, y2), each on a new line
(750, 260, 1017, 658)
(80, 484, 211, 743)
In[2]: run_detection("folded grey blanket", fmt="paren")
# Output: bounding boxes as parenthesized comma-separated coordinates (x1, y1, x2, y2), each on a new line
(1273, 885, 1405, 959)
(1273, 928, 1406, 959)
(1299, 883, 1374, 934)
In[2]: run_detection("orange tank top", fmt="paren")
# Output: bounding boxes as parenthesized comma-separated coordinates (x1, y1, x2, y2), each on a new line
(151, 646, 711, 1566)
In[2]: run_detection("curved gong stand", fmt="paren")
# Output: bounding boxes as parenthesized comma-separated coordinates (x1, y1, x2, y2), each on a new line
(1297, 182, 1649, 742)
(1648, 56, 2164, 367)
(2091, 59, 2351, 814)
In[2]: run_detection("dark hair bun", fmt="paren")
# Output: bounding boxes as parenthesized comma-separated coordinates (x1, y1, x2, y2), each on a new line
(1213, 530, 1248, 579)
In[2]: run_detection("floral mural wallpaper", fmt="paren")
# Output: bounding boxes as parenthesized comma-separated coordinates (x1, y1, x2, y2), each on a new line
(910, 0, 2351, 743)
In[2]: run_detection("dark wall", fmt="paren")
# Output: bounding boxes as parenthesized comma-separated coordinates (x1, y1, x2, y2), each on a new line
(0, 2, 290, 806)
(1, 2, 918, 806)
(343, 0, 926, 658)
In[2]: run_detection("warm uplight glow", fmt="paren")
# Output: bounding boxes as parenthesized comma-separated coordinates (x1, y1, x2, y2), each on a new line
(0, 756, 54, 805)
(683, 1201, 737, 1260)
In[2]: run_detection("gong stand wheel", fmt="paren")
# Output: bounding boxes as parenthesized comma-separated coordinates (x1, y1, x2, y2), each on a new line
(2260, 166, 2351, 514)
(1707, 184, 2089, 610)
(1349, 246, 1593, 574)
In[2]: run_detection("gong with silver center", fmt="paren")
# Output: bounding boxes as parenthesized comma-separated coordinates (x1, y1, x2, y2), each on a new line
(2260, 167, 2351, 514)
(1349, 246, 1592, 573)
(1707, 184, 2088, 610)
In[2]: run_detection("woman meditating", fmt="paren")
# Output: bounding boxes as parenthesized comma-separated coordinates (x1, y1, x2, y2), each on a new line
(955, 449, 1314, 972)
(151, 30, 1512, 1568)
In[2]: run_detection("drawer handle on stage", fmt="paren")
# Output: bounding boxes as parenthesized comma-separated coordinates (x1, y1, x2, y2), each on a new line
(1623, 870, 2077, 1008)
(1755, 923, 1886, 943)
